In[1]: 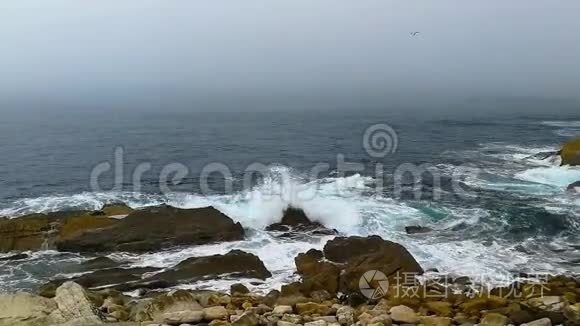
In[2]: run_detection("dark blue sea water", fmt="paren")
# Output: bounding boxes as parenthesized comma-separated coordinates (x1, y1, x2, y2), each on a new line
(1, 103, 579, 291)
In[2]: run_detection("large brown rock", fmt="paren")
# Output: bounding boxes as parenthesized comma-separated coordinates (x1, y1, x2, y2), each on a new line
(289, 236, 423, 297)
(266, 207, 337, 236)
(0, 208, 121, 252)
(294, 249, 341, 295)
(148, 250, 271, 284)
(324, 236, 423, 293)
(560, 138, 580, 166)
(56, 205, 245, 253)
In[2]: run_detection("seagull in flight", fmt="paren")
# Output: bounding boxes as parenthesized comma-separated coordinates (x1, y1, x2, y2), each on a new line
(410, 32, 420, 37)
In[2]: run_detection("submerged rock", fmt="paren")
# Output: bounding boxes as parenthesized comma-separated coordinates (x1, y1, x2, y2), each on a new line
(405, 225, 433, 234)
(567, 181, 580, 192)
(57, 205, 245, 253)
(80, 256, 122, 270)
(266, 207, 337, 237)
(0, 253, 29, 261)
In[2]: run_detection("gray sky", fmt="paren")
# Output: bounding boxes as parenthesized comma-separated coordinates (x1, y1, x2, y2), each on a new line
(1, 1, 579, 110)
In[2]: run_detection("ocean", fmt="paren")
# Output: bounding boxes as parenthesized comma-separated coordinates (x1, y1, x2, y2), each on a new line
(1, 104, 579, 292)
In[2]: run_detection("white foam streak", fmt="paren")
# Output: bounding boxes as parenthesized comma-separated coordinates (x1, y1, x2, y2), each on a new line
(515, 166, 580, 188)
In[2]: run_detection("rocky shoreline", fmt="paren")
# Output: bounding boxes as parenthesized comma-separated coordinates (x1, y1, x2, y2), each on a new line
(0, 204, 579, 325)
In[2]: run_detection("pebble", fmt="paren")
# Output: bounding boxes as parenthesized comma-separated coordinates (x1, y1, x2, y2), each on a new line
(520, 318, 552, 326)
(272, 305, 294, 315)
(204, 306, 229, 320)
(389, 305, 419, 324)
(162, 310, 204, 324)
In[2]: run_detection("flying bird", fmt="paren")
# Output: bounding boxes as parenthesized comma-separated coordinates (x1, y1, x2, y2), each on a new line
(410, 32, 420, 37)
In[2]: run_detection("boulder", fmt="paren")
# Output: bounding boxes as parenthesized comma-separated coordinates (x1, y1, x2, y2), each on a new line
(147, 250, 271, 284)
(0, 205, 133, 252)
(231, 283, 250, 296)
(203, 306, 229, 320)
(520, 318, 552, 326)
(231, 311, 259, 326)
(460, 296, 507, 315)
(7, 282, 107, 324)
(288, 236, 423, 297)
(560, 138, 580, 166)
(389, 305, 419, 324)
(335, 306, 355, 325)
(277, 321, 299, 326)
(133, 289, 203, 322)
(323, 236, 423, 293)
(0, 292, 58, 325)
(564, 303, 580, 324)
(266, 207, 337, 236)
(480, 312, 509, 326)
(272, 305, 293, 315)
(295, 302, 333, 316)
(523, 296, 567, 324)
(57, 205, 245, 252)
(281, 314, 303, 324)
(425, 301, 453, 317)
(0, 209, 118, 252)
(51, 281, 105, 325)
(294, 249, 341, 295)
(421, 316, 451, 326)
(162, 310, 204, 325)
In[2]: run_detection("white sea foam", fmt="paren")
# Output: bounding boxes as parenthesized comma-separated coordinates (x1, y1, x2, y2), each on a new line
(1, 165, 575, 291)
(515, 166, 580, 188)
(541, 121, 580, 137)
(541, 121, 580, 128)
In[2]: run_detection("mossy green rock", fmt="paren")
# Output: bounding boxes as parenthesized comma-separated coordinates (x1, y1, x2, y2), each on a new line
(0, 210, 120, 252)
(560, 138, 580, 166)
